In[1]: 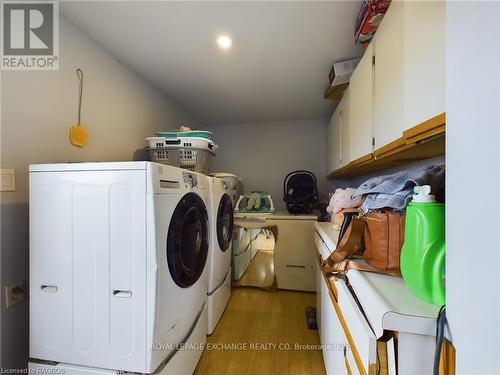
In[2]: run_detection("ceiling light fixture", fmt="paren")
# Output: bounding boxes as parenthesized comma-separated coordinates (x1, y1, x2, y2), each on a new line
(217, 35, 232, 50)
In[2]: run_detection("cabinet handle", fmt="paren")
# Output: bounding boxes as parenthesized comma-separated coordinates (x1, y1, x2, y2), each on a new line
(40, 284, 58, 293)
(112, 289, 132, 298)
(286, 264, 306, 269)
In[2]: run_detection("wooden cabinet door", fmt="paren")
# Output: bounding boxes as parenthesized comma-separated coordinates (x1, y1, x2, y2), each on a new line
(326, 106, 341, 174)
(373, 1, 405, 149)
(403, 0, 445, 129)
(349, 42, 374, 161)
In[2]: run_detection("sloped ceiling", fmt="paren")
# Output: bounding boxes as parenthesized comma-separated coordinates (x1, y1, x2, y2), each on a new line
(62, 1, 362, 125)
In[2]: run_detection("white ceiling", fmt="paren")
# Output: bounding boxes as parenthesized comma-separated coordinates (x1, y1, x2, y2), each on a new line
(62, 1, 362, 125)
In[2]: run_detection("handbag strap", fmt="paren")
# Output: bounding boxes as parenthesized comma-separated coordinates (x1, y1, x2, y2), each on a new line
(322, 212, 403, 277)
(324, 217, 366, 268)
(326, 259, 401, 277)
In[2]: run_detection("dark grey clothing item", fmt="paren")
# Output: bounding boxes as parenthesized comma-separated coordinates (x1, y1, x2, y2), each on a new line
(354, 165, 445, 212)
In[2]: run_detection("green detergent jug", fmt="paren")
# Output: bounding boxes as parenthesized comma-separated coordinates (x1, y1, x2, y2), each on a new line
(400, 185, 445, 306)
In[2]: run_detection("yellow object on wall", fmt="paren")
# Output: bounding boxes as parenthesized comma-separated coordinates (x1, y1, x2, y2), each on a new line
(70, 68, 88, 147)
(69, 124, 88, 147)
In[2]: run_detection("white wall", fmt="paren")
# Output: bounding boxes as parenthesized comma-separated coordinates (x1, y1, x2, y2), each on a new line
(0, 16, 200, 369)
(207, 118, 329, 211)
(446, 2, 500, 374)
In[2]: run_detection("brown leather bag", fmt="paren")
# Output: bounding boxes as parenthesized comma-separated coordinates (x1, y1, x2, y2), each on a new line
(323, 210, 405, 276)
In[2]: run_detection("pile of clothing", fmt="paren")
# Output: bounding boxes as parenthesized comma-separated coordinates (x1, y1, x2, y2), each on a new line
(327, 165, 445, 227)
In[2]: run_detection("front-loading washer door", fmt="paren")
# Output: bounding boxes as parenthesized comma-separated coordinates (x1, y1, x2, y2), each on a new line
(217, 193, 234, 252)
(167, 193, 209, 288)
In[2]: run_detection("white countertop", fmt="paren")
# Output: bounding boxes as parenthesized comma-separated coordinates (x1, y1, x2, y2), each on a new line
(235, 211, 318, 221)
(234, 211, 317, 229)
(348, 270, 440, 337)
(267, 211, 318, 221)
(314, 221, 439, 337)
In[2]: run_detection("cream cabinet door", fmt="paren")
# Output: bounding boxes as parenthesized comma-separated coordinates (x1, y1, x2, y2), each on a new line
(322, 277, 348, 375)
(271, 218, 317, 292)
(340, 87, 350, 167)
(337, 280, 377, 374)
(403, 0, 445, 129)
(373, 1, 405, 149)
(316, 263, 323, 340)
(326, 106, 341, 174)
(349, 42, 374, 161)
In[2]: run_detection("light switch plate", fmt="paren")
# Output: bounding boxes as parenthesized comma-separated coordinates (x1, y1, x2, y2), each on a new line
(1, 169, 16, 192)
(5, 281, 25, 308)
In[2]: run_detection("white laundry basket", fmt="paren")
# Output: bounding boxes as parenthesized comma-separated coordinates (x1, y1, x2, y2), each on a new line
(148, 148, 181, 166)
(178, 148, 216, 174)
(146, 136, 217, 174)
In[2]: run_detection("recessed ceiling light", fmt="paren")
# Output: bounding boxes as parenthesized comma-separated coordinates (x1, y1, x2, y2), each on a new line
(217, 35, 232, 50)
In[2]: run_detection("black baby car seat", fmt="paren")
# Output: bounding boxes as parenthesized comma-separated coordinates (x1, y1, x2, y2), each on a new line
(283, 170, 318, 215)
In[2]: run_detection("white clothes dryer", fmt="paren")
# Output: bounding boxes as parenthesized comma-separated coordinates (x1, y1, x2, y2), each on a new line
(29, 162, 209, 374)
(206, 176, 234, 334)
(232, 227, 253, 281)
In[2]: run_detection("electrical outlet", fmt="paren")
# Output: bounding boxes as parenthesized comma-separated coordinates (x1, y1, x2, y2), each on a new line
(5, 281, 25, 308)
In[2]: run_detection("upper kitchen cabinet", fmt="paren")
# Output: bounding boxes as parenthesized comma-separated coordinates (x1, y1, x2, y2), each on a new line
(403, 1, 445, 129)
(373, 0, 445, 148)
(373, 0, 405, 149)
(349, 41, 374, 162)
(326, 104, 342, 174)
(326, 88, 351, 176)
(326, 1, 446, 178)
(340, 87, 350, 167)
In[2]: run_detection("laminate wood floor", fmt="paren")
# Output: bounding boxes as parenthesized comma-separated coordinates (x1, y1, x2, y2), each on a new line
(194, 288, 326, 375)
(233, 250, 275, 289)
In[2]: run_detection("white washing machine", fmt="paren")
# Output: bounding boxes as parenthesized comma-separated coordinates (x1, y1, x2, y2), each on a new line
(232, 228, 252, 281)
(206, 177, 233, 334)
(29, 162, 209, 374)
(209, 173, 242, 206)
